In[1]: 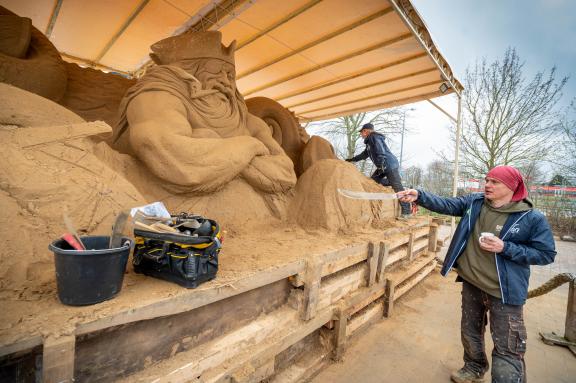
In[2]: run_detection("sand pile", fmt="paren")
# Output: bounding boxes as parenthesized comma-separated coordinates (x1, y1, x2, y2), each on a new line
(290, 159, 396, 231)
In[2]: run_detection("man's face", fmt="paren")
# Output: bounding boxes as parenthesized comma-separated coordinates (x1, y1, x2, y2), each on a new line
(360, 129, 371, 138)
(195, 59, 236, 95)
(484, 176, 513, 203)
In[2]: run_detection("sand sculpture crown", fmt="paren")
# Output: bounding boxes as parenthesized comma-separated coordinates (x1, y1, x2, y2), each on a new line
(150, 31, 236, 66)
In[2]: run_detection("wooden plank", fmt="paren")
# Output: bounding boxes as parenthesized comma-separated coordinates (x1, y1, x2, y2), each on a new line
(386, 234, 410, 251)
(317, 266, 367, 311)
(566, 280, 575, 342)
(230, 356, 275, 383)
(394, 261, 436, 300)
(42, 335, 75, 383)
(201, 308, 334, 383)
(412, 226, 429, 240)
(333, 306, 348, 361)
(345, 284, 386, 316)
(347, 302, 383, 336)
(367, 242, 378, 287)
(413, 237, 429, 254)
(388, 253, 436, 285)
(76, 260, 305, 336)
(407, 233, 415, 262)
(269, 344, 328, 383)
(386, 245, 408, 266)
(303, 259, 323, 321)
(429, 223, 439, 252)
(0, 335, 43, 358)
(384, 279, 395, 318)
(320, 243, 369, 277)
(377, 241, 389, 283)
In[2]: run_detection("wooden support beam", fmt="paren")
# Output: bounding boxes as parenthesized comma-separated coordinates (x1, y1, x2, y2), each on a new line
(377, 241, 389, 283)
(566, 279, 575, 342)
(302, 259, 323, 320)
(333, 306, 348, 361)
(366, 242, 378, 287)
(42, 335, 75, 383)
(407, 232, 415, 262)
(429, 223, 439, 253)
(384, 279, 395, 318)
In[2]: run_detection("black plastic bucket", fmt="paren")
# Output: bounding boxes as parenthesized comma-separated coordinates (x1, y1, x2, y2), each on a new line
(49, 236, 132, 306)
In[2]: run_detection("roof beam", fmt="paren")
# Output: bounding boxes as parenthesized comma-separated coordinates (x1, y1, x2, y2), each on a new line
(275, 52, 428, 102)
(285, 67, 437, 109)
(299, 90, 446, 122)
(295, 80, 442, 115)
(94, 0, 151, 63)
(242, 32, 412, 97)
(237, 0, 323, 50)
(237, 6, 394, 79)
(388, 0, 461, 95)
(45, 0, 63, 38)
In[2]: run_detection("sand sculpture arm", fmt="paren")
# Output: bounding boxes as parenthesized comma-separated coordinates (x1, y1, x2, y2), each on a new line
(241, 114, 297, 193)
(126, 92, 270, 192)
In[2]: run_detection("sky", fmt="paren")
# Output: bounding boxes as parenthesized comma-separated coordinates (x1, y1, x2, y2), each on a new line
(383, 0, 576, 171)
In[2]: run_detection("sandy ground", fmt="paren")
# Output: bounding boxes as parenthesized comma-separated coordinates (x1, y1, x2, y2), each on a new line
(311, 231, 576, 383)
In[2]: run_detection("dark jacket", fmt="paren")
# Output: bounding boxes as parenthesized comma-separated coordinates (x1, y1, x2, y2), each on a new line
(349, 132, 399, 170)
(417, 190, 556, 305)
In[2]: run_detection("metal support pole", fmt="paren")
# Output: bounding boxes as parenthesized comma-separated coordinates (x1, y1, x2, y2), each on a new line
(399, 112, 405, 170)
(451, 95, 462, 235)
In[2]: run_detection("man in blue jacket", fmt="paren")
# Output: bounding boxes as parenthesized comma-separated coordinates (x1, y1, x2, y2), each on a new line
(397, 165, 556, 383)
(346, 123, 411, 217)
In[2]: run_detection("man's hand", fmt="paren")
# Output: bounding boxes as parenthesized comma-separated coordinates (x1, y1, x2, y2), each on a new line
(396, 189, 418, 203)
(479, 236, 505, 253)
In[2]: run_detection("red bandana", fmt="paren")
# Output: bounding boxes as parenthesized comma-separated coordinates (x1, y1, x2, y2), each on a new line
(486, 165, 528, 202)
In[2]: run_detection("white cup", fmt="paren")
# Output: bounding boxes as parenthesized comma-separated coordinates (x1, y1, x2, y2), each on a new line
(479, 232, 494, 243)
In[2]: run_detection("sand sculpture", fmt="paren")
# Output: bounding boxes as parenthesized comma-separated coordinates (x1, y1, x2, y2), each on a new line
(0, 17, 397, 294)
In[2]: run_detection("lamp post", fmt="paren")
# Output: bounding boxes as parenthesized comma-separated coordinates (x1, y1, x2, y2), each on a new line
(399, 108, 414, 171)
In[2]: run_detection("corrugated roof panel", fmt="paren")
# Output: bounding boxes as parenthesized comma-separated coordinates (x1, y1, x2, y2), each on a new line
(99, 0, 191, 71)
(49, 0, 141, 60)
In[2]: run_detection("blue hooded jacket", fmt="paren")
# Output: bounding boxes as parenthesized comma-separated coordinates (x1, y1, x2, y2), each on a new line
(349, 132, 399, 170)
(417, 190, 556, 305)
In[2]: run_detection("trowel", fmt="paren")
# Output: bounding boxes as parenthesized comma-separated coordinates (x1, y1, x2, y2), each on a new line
(109, 211, 129, 249)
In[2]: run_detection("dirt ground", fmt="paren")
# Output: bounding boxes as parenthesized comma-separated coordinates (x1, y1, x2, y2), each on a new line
(311, 234, 576, 383)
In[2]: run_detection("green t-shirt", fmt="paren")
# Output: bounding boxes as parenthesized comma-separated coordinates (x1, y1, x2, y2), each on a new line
(456, 199, 532, 298)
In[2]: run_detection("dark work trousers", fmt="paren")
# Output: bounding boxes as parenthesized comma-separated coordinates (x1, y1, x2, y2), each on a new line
(461, 280, 527, 383)
(371, 167, 411, 215)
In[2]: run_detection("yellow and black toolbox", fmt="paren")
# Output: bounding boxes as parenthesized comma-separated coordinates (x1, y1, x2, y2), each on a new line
(133, 214, 221, 288)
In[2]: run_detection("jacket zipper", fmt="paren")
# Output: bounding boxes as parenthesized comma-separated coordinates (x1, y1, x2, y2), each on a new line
(444, 203, 474, 274)
(494, 211, 530, 304)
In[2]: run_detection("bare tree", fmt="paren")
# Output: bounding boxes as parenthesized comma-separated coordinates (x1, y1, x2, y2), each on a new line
(308, 109, 406, 175)
(560, 101, 576, 177)
(403, 165, 423, 188)
(422, 160, 453, 196)
(457, 48, 567, 175)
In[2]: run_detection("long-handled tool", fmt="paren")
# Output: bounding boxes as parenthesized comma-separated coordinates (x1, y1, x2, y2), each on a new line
(337, 188, 398, 200)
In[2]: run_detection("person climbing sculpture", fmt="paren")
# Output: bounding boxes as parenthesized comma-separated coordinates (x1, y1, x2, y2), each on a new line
(345, 123, 411, 217)
(112, 31, 296, 194)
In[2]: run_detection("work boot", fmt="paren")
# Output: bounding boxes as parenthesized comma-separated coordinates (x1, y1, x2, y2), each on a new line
(450, 368, 485, 383)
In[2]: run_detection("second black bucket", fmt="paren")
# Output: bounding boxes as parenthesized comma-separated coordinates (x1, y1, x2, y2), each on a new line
(49, 236, 132, 306)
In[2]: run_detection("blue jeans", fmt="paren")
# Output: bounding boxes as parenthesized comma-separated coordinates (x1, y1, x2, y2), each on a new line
(460, 280, 527, 383)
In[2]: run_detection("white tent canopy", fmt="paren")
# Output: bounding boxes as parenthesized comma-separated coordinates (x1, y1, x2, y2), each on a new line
(1, 0, 462, 121)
